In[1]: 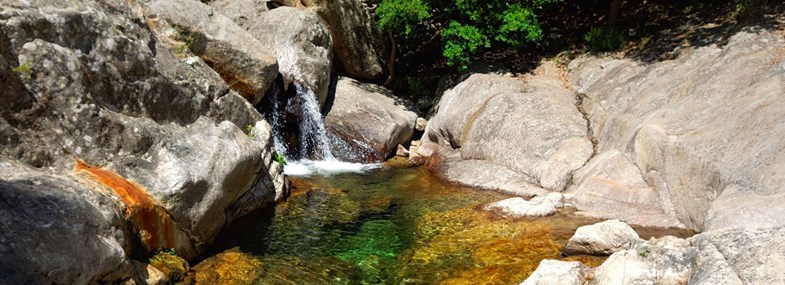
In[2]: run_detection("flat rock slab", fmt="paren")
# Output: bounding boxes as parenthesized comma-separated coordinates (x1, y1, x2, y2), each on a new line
(520, 259, 589, 285)
(484, 196, 557, 218)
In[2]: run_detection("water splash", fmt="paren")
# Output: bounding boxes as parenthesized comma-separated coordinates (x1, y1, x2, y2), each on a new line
(267, 83, 380, 176)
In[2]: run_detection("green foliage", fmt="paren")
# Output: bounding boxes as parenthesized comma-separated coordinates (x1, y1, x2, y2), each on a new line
(172, 44, 188, 55)
(376, 0, 559, 69)
(584, 26, 624, 52)
(638, 246, 651, 257)
(442, 21, 490, 69)
(273, 152, 287, 166)
(733, 0, 767, 19)
(246, 124, 256, 140)
(376, 0, 431, 36)
(12, 61, 32, 74)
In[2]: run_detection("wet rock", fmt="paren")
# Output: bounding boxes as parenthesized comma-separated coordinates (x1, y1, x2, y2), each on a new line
(422, 63, 592, 192)
(145, 0, 279, 105)
(148, 251, 189, 282)
(325, 77, 416, 162)
(216, 5, 332, 106)
(564, 220, 643, 255)
(131, 261, 167, 285)
(589, 236, 696, 285)
(396, 145, 409, 157)
(567, 30, 785, 232)
(484, 196, 557, 218)
(0, 159, 131, 285)
(188, 248, 263, 285)
(520, 260, 589, 285)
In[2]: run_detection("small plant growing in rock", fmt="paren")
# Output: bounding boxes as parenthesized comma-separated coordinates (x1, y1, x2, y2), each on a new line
(638, 246, 651, 257)
(12, 61, 32, 75)
(273, 152, 287, 166)
(584, 26, 624, 52)
(246, 124, 256, 140)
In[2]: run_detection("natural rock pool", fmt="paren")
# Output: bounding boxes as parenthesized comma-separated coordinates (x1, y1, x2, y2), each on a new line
(190, 167, 687, 284)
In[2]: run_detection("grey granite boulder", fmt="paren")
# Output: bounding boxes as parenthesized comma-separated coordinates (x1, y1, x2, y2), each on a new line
(324, 77, 416, 162)
(564, 219, 643, 255)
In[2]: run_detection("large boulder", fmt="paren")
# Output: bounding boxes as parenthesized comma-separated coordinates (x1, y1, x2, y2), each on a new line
(421, 63, 592, 193)
(563, 220, 643, 256)
(567, 30, 785, 232)
(306, 0, 388, 81)
(214, 4, 333, 106)
(145, 0, 279, 105)
(0, 0, 286, 282)
(0, 159, 132, 285)
(590, 236, 697, 285)
(324, 77, 416, 162)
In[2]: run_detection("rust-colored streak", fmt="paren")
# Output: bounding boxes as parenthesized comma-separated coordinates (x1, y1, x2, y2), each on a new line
(75, 159, 175, 252)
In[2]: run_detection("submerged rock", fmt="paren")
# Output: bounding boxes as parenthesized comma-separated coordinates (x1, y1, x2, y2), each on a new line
(325, 77, 417, 162)
(520, 260, 589, 285)
(563, 220, 643, 256)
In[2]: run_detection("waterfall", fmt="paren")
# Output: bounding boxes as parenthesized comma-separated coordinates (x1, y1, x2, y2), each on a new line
(293, 85, 335, 161)
(264, 81, 380, 176)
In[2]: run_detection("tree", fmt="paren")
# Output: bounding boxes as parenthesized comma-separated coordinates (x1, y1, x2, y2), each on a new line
(375, 0, 561, 70)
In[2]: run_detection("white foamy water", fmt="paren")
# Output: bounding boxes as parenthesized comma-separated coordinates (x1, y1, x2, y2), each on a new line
(284, 159, 382, 176)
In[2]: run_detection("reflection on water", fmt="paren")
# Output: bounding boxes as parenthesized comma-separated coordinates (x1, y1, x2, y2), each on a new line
(195, 168, 614, 284)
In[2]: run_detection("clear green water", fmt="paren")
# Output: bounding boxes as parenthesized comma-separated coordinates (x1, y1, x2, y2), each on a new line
(195, 167, 612, 285)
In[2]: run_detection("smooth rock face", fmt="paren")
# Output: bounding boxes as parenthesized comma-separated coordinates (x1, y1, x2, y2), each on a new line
(568, 30, 785, 231)
(146, 0, 279, 105)
(324, 77, 416, 162)
(0, 0, 286, 282)
(217, 5, 333, 106)
(484, 196, 557, 218)
(564, 220, 643, 255)
(307, 0, 387, 80)
(567, 150, 685, 228)
(0, 159, 131, 285)
(689, 226, 785, 285)
(422, 63, 592, 192)
(590, 236, 697, 285)
(520, 259, 588, 285)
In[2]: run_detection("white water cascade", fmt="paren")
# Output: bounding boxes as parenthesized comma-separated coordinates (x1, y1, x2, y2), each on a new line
(269, 84, 380, 176)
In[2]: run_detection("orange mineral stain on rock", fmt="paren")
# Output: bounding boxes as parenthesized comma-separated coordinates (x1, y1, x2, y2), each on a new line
(75, 159, 177, 253)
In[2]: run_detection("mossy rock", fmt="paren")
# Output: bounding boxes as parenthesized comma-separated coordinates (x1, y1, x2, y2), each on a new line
(149, 252, 189, 282)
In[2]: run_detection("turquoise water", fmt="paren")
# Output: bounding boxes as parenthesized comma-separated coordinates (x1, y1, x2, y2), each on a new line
(196, 167, 611, 284)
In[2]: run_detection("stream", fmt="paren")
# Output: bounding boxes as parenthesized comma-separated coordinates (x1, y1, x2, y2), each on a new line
(194, 167, 614, 284)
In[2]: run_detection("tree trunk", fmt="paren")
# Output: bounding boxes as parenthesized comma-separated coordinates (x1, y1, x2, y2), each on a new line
(608, 0, 622, 28)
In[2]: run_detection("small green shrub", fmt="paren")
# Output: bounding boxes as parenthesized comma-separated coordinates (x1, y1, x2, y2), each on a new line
(638, 246, 650, 257)
(376, 0, 431, 36)
(246, 124, 256, 140)
(733, 0, 768, 19)
(12, 61, 32, 74)
(584, 26, 624, 52)
(273, 152, 287, 166)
